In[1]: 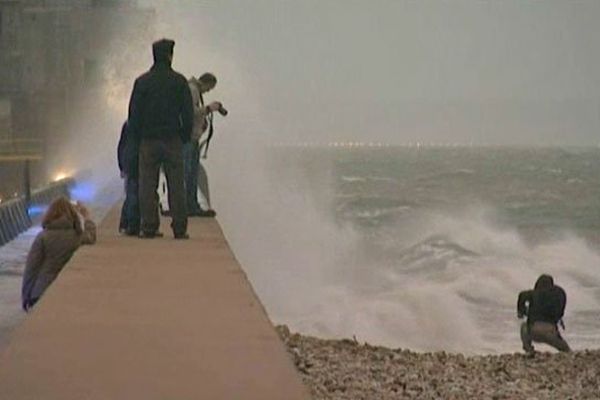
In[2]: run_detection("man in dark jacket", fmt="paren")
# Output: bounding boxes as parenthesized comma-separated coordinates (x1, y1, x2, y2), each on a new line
(517, 274, 570, 354)
(127, 38, 193, 239)
(117, 121, 140, 235)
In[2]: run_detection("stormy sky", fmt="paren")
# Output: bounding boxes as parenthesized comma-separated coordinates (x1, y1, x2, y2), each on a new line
(139, 0, 600, 146)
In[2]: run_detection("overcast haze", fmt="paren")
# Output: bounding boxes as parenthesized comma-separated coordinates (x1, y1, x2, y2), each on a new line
(139, 0, 600, 145)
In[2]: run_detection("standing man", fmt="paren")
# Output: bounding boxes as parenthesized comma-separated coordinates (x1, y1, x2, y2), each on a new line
(127, 39, 193, 239)
(185, 73, 222, 217)
(517, 274, 571, 355)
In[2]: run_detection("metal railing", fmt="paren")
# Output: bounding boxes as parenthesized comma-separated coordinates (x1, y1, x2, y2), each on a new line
(0, 178, 74, 247)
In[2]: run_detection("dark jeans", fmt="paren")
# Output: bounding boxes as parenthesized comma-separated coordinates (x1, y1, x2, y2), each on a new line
(119, 178, 128, 231)
(119, 175, 140, 233)
(139, 136, 187, 235)
(183, 141, 201, 211)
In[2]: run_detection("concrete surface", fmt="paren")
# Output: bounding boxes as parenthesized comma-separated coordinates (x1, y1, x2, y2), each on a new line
(0, 205, 310, 400)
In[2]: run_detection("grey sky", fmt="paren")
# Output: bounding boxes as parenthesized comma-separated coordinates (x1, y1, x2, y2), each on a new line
(140, 0, 600, 145)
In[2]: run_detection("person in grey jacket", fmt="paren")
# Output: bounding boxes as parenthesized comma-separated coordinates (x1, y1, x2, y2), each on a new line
(21, 197, 96, 311)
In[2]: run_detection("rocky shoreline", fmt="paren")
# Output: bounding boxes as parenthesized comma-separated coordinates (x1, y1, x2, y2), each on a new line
(276, 326, 600, 400)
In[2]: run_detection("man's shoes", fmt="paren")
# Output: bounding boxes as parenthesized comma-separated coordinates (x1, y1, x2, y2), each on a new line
(523, 344, 536, 358)
(199, 209, 216, 218)
(189, 208, 216, 218)
(139, 231, 155, 239)
(139, 231, 164, 239)
(174, 233, 189, 240)
(125, 229, 139, 237)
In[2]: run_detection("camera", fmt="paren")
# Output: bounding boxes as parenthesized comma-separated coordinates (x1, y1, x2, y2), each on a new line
(216, 103, 228, 116)
(207, 101, 228, 117)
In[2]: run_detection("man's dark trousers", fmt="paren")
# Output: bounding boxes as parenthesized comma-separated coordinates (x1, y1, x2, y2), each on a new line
(125, 175, 140, 233)
(119, 176, 139, 233)
(139, 135, 187, 235)
(119, 182, 129, 231)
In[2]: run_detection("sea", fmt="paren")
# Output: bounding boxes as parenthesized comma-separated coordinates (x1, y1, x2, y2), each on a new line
(1, 146, 599, 355)
(226, 145, 600, 355)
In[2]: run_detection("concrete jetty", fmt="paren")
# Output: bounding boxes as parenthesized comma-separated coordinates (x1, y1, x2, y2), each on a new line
(0, 205, 310, 399)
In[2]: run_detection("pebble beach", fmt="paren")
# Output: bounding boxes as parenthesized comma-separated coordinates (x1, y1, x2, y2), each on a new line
(277, 326, 600, 400)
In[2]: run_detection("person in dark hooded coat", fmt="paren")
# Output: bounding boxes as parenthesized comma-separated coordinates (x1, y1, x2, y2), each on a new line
(127, 38, 193, 239)
(517, 274, 570, 354)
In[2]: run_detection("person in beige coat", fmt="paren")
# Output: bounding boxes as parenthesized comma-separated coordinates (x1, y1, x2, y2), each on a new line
(21, 197, 96, 311)
(184, 73, 222, 217)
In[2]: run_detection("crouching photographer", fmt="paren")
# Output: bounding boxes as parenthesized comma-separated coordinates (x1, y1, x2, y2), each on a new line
(184, 72, 227, 217)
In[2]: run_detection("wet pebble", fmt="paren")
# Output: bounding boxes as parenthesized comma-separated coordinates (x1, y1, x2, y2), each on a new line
(276, 325, 600, 400)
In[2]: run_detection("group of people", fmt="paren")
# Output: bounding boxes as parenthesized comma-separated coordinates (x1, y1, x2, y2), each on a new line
(21, 38, 225, 310)
(118, 38, 225, 239)
(19, 39, 572, 357)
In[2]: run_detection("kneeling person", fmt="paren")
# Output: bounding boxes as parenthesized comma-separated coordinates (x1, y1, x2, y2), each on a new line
(517, 274, 570, 354)
(21, 198, 96, 311)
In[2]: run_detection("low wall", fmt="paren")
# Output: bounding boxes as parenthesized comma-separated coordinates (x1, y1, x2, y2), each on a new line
(0, 178, 74, 246)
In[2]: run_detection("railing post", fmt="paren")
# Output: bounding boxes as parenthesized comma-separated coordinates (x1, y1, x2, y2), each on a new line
(24, 159, 31, 209)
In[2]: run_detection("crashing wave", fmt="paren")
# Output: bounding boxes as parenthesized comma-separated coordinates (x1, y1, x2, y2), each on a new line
(395, 235, 480, 272)
(340, 176, 367, 183)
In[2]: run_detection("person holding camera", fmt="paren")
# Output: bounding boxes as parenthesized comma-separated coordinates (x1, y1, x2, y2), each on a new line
(517, 274, 571, 355)
(185, 72, 226, 217)
(128, 39, 193, 239)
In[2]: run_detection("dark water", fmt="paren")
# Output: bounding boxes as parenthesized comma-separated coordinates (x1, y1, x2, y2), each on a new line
(333, 147, 600, 240)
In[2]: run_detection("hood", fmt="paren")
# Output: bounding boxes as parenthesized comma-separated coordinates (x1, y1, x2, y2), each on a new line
(534, 274, 554, 290)
(152, 38, 174, 66)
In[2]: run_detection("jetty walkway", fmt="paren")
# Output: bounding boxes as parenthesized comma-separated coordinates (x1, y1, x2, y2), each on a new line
(0, 205, 309, 399)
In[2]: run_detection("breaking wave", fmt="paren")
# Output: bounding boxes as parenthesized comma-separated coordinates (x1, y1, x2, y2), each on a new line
(213, 147, 600, 354)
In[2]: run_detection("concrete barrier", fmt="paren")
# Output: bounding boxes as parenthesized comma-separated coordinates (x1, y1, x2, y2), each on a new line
(0, 205, 311, 399)
(0, 178, 74, 246)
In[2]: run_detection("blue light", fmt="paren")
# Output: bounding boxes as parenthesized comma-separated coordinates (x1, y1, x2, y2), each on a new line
(69, 182, 96, 203)
(27, 204, 48, 217)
